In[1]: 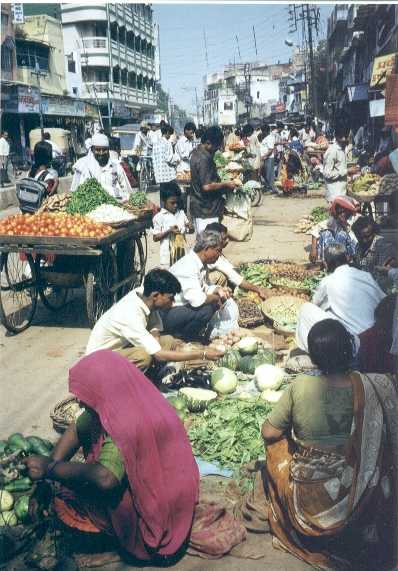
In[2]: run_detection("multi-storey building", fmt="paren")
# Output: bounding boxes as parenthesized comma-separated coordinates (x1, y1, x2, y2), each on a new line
(1, 3, 17, 82)
(61, 3, 157, 127)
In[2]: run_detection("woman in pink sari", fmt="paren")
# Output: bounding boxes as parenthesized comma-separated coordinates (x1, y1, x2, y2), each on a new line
(24, 350, 199, 562)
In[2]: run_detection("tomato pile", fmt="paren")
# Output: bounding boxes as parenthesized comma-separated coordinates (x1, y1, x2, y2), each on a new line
(0, 213, 113, 238)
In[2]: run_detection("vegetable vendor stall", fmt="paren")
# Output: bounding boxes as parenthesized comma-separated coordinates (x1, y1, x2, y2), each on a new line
(0, 197, 152, 334)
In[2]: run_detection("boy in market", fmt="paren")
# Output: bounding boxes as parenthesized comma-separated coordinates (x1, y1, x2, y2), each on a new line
(152, 182, 193, 268)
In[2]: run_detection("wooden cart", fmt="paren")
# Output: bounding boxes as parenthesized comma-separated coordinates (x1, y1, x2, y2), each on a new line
(0, 220, 149, 334)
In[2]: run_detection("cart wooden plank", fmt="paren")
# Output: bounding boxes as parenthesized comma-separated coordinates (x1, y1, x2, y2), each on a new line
(0, 219, 150, 250)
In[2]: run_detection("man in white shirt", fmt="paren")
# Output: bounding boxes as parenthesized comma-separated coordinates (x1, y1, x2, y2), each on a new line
(259, 124, 277, 193)
(132, 121, 150, 157)
(152, 124, 177, 187)
(71, 133, 132, 200)
(0, 131, 10, 186)
(148, 122, 161, 150)
(163, 230, 233, 341)
(296, 243, 385, 352)
(323, 125, 356, 203)
(43, 132, 62, 158)
(175, 122, 196, 174)
(86, 268, 223, 370)
(205, 222, 269, 299)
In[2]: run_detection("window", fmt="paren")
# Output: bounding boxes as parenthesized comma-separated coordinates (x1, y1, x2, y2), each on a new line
(68, 59, 76, 73)
(72, 87, 78, 95)
(1, 46, 13, 72)
(224, 101, 233, 111)
(1, 12, 9, 27)
(257, 91, 260, 99)
(16, 40, 49, 72)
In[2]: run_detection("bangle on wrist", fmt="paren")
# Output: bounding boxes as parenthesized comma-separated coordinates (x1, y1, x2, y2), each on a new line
(202, 350, 207, 360)
(46, 459, 61, 479)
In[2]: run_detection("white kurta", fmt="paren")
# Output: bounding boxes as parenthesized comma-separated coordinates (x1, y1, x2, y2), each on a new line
(323, 142, 348, 203)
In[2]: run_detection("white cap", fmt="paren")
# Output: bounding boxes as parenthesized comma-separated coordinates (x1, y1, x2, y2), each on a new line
(91, 133, 109, 147)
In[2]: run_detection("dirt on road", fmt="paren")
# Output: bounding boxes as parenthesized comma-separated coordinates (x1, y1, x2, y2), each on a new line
(1, 194, 322, 571)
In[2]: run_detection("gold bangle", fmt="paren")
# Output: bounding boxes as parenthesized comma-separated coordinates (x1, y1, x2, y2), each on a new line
(203, 350, 207, 360)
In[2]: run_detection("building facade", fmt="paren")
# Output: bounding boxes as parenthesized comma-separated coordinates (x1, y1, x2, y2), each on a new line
(61, 3, 157, 127)
(1, 3, 17, 82)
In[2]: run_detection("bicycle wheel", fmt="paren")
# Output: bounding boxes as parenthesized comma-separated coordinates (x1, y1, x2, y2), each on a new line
(139, 162, 149, 193)
(85, 247, 118, 328)
(0, 253, 38, 334)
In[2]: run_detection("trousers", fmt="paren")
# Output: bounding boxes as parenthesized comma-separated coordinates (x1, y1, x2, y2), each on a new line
(115, 335, 178, 371)
(161, 303, 217, 342)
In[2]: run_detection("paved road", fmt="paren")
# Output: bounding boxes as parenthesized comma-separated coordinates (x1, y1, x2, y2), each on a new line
(1, 194, 322, 570)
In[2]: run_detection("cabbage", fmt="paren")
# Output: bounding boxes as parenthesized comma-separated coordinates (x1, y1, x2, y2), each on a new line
(261, 389, 283, 403)
(0, 490, 14, 512)
(254, 364, 285, 391)
(211, 368, 238, 395)
(237, 337, 258, 355)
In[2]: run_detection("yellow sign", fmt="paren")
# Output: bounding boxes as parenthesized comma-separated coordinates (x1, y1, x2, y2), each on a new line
(370, 53, 397, 88)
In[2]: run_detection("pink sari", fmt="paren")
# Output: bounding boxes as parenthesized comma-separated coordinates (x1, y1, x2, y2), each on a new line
(67, 350, 199, 560)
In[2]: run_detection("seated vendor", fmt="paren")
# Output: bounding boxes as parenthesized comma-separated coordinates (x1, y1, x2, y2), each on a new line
(260, 319, 396, 571)
(24, 351, 200, 565)
(297, 242, 385, 353)
(163, 230, 239, 341)
(205, 222, 269, 300)
(358, 294, 396, 374)
(86, 268, 223, 370)
(309, 196, 359, 264)
(352, 215, 396, 287)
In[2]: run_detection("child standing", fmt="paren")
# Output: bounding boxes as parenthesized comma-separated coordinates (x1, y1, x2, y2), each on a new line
(152, 182, 193, 268)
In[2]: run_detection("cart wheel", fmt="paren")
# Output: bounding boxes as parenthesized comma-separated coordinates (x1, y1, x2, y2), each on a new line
(251, 188, 263, 207)
(36, 258, 69, 311)
(119, 236, 146, 297)
(0, 253, 38, 334)
(86, 248, 118, 328)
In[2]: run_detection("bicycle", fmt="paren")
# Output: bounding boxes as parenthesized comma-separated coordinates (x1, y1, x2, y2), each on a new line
(137, 155, 154, 193)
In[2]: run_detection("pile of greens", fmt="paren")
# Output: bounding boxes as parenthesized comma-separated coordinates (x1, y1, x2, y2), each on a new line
(310, 206, 329, 224)
(241, 264, 272, 288)
(128, 191, 148, 209)
(67, 178, 118, 215)
(301, 271, 325, 295)
(214, 151, 229, 169)
(188, 398, 272, 470)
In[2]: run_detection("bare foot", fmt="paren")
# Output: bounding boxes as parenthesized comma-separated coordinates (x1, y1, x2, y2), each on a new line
(74, 551, 121, 568)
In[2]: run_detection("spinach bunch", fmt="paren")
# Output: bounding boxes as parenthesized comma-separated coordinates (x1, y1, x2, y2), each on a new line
(67, 178, 118, 215)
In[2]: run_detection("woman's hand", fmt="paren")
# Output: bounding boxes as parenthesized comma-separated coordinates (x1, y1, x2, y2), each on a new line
(23, 455, 51, 481)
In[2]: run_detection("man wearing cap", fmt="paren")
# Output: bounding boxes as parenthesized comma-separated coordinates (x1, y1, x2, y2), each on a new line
(133, 121, 151, 157)
(71, 133, 132, 199)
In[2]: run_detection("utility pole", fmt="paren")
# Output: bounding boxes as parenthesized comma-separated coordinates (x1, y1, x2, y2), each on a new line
(30, 56, 46, 138)
(244, 63, 252, 120)
(288, 4, 320, 117)
(194, 87, 200, 126)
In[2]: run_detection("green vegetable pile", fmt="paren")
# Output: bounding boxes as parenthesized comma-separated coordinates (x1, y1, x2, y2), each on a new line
(188, 398, 272, 470)
(310, 206, 328, 224)
(128, 192, 148, 209)
(241, 264, 271, 288)
(67, 178, 118, 215)
(214, 151, 229, 169)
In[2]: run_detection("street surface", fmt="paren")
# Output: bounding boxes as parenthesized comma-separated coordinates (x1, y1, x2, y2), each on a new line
(0, 192, 323, 570)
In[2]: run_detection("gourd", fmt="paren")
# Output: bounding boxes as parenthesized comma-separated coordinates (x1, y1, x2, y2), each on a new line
(178, 388, 218, 412)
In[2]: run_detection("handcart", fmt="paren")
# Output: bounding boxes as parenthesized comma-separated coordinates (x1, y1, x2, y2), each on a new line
(0, 219, 150, 334)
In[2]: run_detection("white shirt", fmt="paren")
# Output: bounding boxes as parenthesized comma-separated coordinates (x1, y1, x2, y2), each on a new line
(133, 131, 150, 156)
(71, 155, 132, 200)
(323, 141, 348, 202)
(312, 265, 385, 335)
(152, 137, 177, 184)
(208, 254, 243, 287)
(0, 137, 10, 156)
(148, 129, 161, 149)
(152, 208, 189, 267)
(86, 288, 163, 356)
(47, 140, 62, 158)
(175, 135, 194, 173)
(259, 134, 275, 160)
(170, 250, 217, 308)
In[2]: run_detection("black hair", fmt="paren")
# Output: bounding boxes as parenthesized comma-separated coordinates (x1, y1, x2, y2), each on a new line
(261, 124, 270, 136)
(242, 124, 254, 137)
(184, 122, 196, 133)
(307, 319, 355, 375)
(143, 269, 181, 297)
(351, 216, 376, 239)
(160, 181, 181, 203)
(335, 123, 349, 139)
(201, 126, 224, 147)
(43, 132, 51, 140)
(290, 128, 299, 138)
(161, 123, 170, 136)
(29, 141, 52, 177)
(205, 222, 227, 234)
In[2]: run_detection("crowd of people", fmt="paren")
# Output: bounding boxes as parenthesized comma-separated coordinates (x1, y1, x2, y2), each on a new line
(15, 114, 398, 570)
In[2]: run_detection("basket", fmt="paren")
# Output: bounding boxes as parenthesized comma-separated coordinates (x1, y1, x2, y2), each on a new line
(50, 396, 82, 433)
(123, 205, 153, 219)
(261, 295, 305, 336)
(237, 299, 264, 328)
(269, 277, 310, 293)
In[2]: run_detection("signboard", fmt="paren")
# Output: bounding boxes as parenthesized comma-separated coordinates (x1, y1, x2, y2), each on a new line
(17, 86, 40, 114)
(385, 74, 398, 126)
(370, 53, 397, 88)
(11, 3, 24, 23)
(41, 96, 85, 117)
(369, 99, 385, 118)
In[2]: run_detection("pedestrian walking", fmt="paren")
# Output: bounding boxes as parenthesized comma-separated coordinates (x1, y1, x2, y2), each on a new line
(0, 131, 10, 186)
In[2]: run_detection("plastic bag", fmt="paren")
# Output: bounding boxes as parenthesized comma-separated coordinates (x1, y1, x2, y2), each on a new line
(224, 193, 251, 220)
(209, 298, 240, 339)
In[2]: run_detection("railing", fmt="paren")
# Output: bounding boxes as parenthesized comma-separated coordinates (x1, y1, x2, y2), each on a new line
(82, 37, 108, 50)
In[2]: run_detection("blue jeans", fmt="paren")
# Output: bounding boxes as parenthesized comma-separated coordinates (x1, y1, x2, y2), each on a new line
(262, 157, 275, 191)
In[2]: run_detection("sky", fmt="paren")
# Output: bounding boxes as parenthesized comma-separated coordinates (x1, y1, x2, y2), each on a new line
(154, 3, 333, 114)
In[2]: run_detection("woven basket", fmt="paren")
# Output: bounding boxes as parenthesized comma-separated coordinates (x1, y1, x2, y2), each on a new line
(237, 299, 264, 328)
(50, 396, 82, 433)
(261, 295, 305, 336)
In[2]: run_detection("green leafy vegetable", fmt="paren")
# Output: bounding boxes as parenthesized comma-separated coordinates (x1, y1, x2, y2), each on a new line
(310, 206, 328, 223)
(67, 178, 118, 215)
(128, 192, 148, 209)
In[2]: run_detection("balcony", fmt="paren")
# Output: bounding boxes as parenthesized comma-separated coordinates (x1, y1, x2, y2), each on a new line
(81, 37, 109, 67)
(327, 5, 349, 39)
(61, 4, 107, 24)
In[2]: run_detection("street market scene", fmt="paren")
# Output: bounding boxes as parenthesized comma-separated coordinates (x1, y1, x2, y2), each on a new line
(0, 2, 398, 570)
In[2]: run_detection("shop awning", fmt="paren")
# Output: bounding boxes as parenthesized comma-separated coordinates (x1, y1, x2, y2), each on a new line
(347, 84, 368, 102)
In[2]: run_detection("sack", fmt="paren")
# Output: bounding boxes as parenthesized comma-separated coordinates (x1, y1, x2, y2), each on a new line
(222, 213, 253, 242)
(224, 193, 251, 220)
(16, 175, 48, 213)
